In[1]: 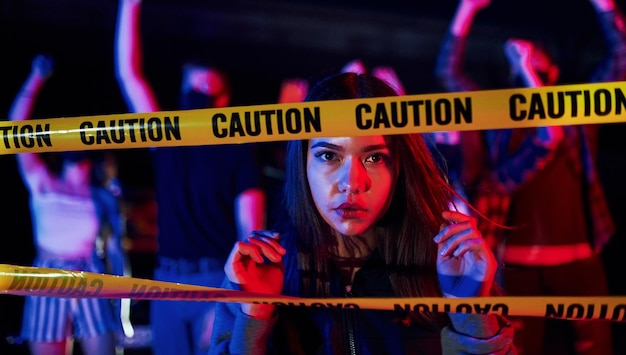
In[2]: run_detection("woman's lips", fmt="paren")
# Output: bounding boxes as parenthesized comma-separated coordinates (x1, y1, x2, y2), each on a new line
(335, 202, 366, 218)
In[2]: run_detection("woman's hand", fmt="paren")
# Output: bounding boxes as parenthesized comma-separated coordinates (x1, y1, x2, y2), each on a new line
(31, 54, 54, 80)
(224, 230, 286, 318)
(434, 210, 497, 297)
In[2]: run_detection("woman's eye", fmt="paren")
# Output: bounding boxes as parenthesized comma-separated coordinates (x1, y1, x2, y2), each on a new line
(315, 151, 336, 161)
(365, 153, 386, 164)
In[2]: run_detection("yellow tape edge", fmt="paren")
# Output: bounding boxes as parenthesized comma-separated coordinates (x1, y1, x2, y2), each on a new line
(2, 264, 624, 322)
(1, 81, 626, 154)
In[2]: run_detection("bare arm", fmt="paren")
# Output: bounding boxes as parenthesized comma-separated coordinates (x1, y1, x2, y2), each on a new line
(277, 77, 309, 103)
(114, 0, 160, 113)
(435, 0, 490, 92)
(449, 0, 491, 37)
(504, 39, 564, 149)
(372, 66, 406, 95)
(235, 188, 266, 242)
(8, 55, 54, 187)
(503, 39, 544, 88)
(588, 0, 626, 82)
(590, 0, 616, 12)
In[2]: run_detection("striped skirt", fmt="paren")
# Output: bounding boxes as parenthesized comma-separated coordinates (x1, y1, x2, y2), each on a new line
(20, 254, 119, 342)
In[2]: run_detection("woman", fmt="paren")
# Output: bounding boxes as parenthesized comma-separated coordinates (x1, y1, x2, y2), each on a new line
(209, 72, 514, 354)
(10, 54, 127, 355)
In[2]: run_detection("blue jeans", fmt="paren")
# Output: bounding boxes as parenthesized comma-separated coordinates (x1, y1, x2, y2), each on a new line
(150, 257, 226, 355)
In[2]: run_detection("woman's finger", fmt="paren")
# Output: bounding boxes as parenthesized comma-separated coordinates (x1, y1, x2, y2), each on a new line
(246, 237, 285, 262)
(434, 220, 473, 243)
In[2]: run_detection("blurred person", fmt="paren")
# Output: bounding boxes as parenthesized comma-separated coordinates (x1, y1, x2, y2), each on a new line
(260, 77, 311, 230)
(10, 54, 127, 355)
(114, 0, 266, 354)
(435, 0, 626, 353)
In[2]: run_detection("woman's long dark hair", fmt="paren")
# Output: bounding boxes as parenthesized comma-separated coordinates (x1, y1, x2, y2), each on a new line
(280, 73, 457, 325)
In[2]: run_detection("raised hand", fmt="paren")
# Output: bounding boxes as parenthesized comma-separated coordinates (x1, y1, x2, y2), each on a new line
(462, 0, 491, 11)
(31, 54, 54, 80)
(504, 38, 534, 70)
(341, 59, 367, 75)
(451, 0, 491, 36)
(224, 230, 286, 296)
(434, 210, 497, 297)
(277, 78, 309, 103)
(372, 66, 406, 95)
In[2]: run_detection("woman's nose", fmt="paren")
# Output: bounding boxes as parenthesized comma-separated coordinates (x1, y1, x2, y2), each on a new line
(337, 158, 370, 194)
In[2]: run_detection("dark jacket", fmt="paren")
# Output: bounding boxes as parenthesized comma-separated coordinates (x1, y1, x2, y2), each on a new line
(210, 250, 514, 355)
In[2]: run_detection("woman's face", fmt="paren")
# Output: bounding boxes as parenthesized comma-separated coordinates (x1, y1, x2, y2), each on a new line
(307, 135, 398, 236)
(62, 159, 92, 186)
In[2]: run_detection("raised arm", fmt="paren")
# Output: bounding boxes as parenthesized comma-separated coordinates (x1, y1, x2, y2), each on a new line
(277, 77, 309, 103)
(488, 40, 564, 193)
(588, 0, 626, 82)
(114, 0, 160, 113)
(8, 55, 53, 123)
(449, 0, 490, 37)
(503, 39, 545, 88)
(234, 145, 267, 242)
(434, 0, 490, 92)
(372, 66, 407, 95)
(235, 187, 266, 242)
(8, 55, 54, 186)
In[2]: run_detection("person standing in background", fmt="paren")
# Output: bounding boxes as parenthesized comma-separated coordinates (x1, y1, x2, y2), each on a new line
(10, 54, 127, 355)
(259, 77, 310, 229)
(435, 0, 626, 353)
(114, 0, 266, 354)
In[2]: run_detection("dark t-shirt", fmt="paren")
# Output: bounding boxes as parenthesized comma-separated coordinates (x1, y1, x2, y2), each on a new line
(152, 143, 262, 261)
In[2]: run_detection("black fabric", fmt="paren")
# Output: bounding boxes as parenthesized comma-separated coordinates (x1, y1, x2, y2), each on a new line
(269, 251, 443, 355)
(152, 143, 262, 261)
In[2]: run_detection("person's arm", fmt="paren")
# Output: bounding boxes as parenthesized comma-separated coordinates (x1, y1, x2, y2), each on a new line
(9, 55, 54, 189)
(372, 66, 407, 95)
(449, 0, 491, 37)
(114, 0, 160, 113)
(210, 227, 286, 354)
(9, 55, 53, 123)
(235, 188, 266, 242)
(277, 77, 309, 103)
(588, 0, 626, 82)
(97, 186, 129, 278)
(92, 185, 133, 338)
(341, 58, 367, 75)
(434, 210, 515, 353)
(208, 278, 278, 355)
(435, 0, 490, 92)
(441, 313, 515, 354)
(490, 40, 564, 194)
(503, 39, 544, 88)
(233, 143, 267, 241)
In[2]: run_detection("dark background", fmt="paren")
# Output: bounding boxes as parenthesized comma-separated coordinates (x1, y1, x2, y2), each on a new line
(1, 0, 626, 353)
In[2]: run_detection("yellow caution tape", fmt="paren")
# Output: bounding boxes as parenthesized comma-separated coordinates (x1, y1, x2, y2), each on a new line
(1, 81, 625, 155)
(1, 264, 624, 322)
(3, 82, 625, 321)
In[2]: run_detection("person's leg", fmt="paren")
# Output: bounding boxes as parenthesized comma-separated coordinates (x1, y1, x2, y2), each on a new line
(79, 333, 116, 355)
(549, 256, 614, 355)
(188, 269, 225, 355)
(71, 295, 120, 354)
(22, 294, 73, 355)
(28, 340, 71, 355)
(195, 303, 216, 355)
(151, 267, 191, 355)
(501, 265, 546, 355)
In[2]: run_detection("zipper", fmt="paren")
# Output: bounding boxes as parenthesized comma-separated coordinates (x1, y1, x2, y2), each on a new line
(343, 285, 357, 355)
